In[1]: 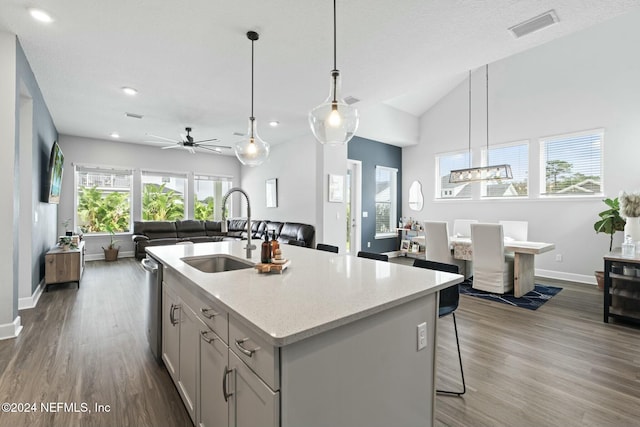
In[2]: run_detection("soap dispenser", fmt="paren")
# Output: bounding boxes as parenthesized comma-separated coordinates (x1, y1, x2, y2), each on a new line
(261, 233, 271, 263)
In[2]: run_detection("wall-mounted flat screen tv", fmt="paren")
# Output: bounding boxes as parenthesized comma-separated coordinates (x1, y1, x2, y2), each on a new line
(47, 141, 64, 204)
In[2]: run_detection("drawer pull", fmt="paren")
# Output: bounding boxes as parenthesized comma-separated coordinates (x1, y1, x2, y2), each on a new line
(223, 366, 234, 402)
(235, 338, 260, 357)
(200, 330, 216, 344)
(200, 307, 219, 319)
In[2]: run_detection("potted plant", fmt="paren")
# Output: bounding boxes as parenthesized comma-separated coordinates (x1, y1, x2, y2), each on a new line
(58, 235, 77, 251)
(594, 197, 626, 289)
(102, 227, 120, 261)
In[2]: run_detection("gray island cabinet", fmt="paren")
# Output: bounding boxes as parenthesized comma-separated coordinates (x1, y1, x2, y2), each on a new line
(147, 241, 462, 427)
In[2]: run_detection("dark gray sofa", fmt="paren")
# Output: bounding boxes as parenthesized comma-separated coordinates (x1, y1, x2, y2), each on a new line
(132, 219, 315, 259)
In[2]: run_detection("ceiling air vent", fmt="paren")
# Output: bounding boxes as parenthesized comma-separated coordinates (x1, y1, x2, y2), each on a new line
(509, 10, 558, 38)
(125, 112, 143, 119)
(344, 96, 360, 105)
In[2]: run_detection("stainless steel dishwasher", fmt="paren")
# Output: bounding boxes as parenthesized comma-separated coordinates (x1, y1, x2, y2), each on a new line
(141, 256, 162, 364)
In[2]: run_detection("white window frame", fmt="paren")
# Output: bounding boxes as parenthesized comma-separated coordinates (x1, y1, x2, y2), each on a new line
(74, 163, 133, 235)
(141, 169, 189, 221)
(539, 128, 604, 198)
(374, 165, 398, 239)
(481, 140, 529, 199)
(193, 173, 234, 220)
(435, 149, 472, 200)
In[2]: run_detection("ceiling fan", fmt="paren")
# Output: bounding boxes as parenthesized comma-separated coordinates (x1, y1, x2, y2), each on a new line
(145, 127, 231, 154)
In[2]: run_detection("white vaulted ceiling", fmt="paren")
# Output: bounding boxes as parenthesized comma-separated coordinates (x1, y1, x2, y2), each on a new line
(1, 0, 639, 150)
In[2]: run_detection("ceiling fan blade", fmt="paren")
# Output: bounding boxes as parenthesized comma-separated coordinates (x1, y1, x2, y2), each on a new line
(197, 146, 224, 154)
(197, 143, 231, 149)
(146, 133, 178, 143)
(161, 144, 182, 150)
(188, 147, 196, 154)
(192, 138, 219, 144)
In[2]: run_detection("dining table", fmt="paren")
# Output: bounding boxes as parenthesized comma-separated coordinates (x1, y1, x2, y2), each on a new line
(450, 237, 555, 297)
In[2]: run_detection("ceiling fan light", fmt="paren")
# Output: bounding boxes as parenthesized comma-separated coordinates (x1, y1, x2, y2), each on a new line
(235, 117, 270, 167)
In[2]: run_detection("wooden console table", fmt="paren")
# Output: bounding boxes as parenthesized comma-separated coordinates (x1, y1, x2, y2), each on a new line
(603, 250, 640, 324)
(45, 240, 85, 290)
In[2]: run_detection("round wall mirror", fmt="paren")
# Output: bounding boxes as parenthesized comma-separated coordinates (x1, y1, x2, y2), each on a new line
(408, 181, 423, 211)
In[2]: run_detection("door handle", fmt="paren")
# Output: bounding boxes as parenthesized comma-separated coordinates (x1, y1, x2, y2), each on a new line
(223, 366, 234, 402)
(169, 303, 180, 325)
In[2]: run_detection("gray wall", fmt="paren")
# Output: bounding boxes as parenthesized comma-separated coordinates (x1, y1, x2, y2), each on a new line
(58, 135, 241, 259)
(402, 9, 640, 283)
(348, 136, 402, 253)
(16, 40, 59, 295)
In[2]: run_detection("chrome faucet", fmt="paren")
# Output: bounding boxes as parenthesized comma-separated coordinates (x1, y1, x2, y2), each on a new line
(221, 187, 256, 259)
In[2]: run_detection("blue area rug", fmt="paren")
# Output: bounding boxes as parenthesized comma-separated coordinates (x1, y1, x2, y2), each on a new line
(459, 279, 562, 310)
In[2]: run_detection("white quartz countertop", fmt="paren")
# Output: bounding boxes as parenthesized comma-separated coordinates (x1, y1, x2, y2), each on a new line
(147, 241, 462, 347)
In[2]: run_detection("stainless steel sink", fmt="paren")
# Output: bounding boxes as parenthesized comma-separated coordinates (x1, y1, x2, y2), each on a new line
(181, 254, 254, 273)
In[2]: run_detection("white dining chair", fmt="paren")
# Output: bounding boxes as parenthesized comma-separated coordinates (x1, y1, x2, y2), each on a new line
(499, 220, 528, 241)
(470, 223, 514, 294)
(423, 221, 466, 277)
(453, 219, 478, 238)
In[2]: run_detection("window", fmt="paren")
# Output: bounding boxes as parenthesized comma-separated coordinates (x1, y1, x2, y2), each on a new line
(375, 166, 397, 237)
(481, 141, 529, 198)
(141, 171, 187, 221)
(435, 151, 471, 199)
(75, 165, 132, 233)
(540, 129, 603, 197)
(194, 174, 233, 220)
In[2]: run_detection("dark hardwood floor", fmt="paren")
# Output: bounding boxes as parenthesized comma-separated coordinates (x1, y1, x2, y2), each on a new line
(0, 257, 639, 427)
(0, 259, 191, 427)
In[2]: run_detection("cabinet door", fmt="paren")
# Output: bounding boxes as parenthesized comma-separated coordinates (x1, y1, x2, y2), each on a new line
(162, 284, 180, 381)
(179, 303, 199, 422)
(229, 351, 279, 427)
(198, 328, 228, 427)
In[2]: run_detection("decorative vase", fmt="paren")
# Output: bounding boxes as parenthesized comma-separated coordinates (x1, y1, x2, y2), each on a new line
(624, 217, 640, 243)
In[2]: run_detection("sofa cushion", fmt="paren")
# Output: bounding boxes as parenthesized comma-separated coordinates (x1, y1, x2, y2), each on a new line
(265, 221, 284, 237)
(227, 219, 248, 233)
(278, 222, 315, 247)
(205, 220, 224, 236)
(135, 221, 177, 239)
(175, 220, 206, 238)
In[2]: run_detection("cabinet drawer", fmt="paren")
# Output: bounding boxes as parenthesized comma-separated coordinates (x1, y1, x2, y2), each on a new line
(229, 318, 279, 391)
(164, 267, 229, 343)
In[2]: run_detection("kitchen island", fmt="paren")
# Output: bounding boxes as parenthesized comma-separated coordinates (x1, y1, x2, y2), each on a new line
(147, 241, 462, 427)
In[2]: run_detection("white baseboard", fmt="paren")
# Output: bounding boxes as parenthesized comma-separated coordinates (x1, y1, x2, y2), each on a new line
(0, 316, 23, 341)
(18, 280, 44, 310)
(85, 250, 135, 261)
(535, 268, 596, 285)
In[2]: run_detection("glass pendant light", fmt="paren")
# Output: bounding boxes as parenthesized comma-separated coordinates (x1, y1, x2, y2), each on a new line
(235, 31, 270, 167)
(308, 0, 359, 145)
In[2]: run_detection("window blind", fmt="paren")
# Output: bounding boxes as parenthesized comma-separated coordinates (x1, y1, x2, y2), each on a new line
(540, 130, 603, 196)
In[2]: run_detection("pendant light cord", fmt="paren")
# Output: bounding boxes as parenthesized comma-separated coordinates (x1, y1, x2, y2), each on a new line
(251, 37, 255, 119)
(468, 70, 471, 168)
(486, 64, 489, 164)
(333, 0, 337, 71)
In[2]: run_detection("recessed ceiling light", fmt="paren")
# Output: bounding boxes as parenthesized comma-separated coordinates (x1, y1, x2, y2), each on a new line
(28, 8, 54, 23)
(110, 132, 120, 138)
(121, 87, 138, 96)
(269, 121, 279, 127)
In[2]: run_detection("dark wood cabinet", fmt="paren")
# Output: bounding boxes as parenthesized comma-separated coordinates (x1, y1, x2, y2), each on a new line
(603, 250, 640, 324)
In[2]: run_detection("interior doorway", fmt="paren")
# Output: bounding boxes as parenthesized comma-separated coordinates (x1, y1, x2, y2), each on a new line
(346, 160, 362, 256)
